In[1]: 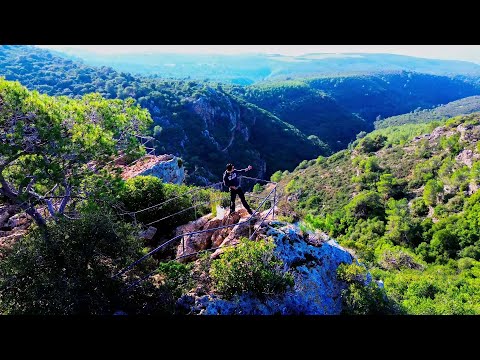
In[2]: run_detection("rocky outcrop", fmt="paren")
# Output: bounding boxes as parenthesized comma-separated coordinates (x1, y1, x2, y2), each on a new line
(175, 208, 264, 262)
(0, 208, 31, 257)
(177, 222, 355, 315)
(458, 124, 480, 142)
(175, 214, 215, 262)
(456, 149, 480, 168)
(121, 154, 185, 185)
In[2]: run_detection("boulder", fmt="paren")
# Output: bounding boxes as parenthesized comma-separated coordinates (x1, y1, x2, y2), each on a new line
(121, 154, 185, 185)
(203, 218, 223, 243)
(177, 236, 197, 263)
(175, 214, 213, 237)
(0, 230, 27, 257)
(139, 226, 157, 240)
(211, 219, 253, 259)
(210, 211, 241, 247)
(6, 213, 30, 228)
(175, 214, 217, 262)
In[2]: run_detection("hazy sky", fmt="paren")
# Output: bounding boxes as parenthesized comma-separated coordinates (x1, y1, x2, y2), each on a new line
(36, 45, 480, 64)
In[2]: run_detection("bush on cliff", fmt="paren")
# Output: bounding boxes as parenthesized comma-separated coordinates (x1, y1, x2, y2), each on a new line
(210, 238, 294, 299)
(337, 263, 398, 314)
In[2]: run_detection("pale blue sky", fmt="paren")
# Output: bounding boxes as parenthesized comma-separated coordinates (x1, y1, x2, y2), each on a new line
(36, 45, 480, 64)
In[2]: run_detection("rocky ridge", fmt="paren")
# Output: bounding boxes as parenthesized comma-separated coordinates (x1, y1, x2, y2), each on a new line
(174, 211, 355, 315)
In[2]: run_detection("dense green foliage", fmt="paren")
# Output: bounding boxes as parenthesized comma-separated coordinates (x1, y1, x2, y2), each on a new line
(0, 210, 152, 314)
(280, 114, 480, 314)
(118, 175, 227, 237)
(0, 77, 151, 227)
(375, 95, 480, 129)
(210, 238, 294, 299)
(337, 263, 398, 314)
(306, 73, 480, 122)
(236, 81, 364, 151)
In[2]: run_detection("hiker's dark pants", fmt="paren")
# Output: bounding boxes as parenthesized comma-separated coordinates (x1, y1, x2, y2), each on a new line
(230, 187, 252, 214)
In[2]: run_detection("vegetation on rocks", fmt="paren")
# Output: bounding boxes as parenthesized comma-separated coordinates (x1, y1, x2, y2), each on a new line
(210, 237, 294, 299)
(279, 114, 480, 314)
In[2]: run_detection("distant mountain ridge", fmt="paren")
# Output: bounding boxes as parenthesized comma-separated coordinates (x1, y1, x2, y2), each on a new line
(375, 95, 480, 128)
(46, 47, 480, 85)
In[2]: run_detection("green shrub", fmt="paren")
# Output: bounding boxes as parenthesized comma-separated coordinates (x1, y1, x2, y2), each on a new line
(457, 257, 476, 270)
(411, 198, 429, 217)
(253, 183, 265, 193)
(439, 133, 462, 155)
(119, 175, 198, 234)
(270, 170, 283, 182)
(156, 261, 193, 297)
(356, 134, 387, 153)
(356, 131, 367, 140)
(153, 125, 163, 138)
(337, 263, 397, 314)
(316, 156, 326, 165)
(296, 160, 310, 171)
(459, 246, 480, 261)
(345, 191, 384, 220)
(414, 139, 432, 159)
(210, 238, 293, 299)
(423, 179, 444, 206)
(471, 161, 480, 185)
(285, 179, 298, 194)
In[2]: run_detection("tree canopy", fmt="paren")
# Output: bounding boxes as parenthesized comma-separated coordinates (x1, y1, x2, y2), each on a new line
(0, 78, 152, 228)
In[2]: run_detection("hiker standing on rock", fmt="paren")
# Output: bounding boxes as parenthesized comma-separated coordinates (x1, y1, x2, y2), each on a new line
(223, 163, 254, 215)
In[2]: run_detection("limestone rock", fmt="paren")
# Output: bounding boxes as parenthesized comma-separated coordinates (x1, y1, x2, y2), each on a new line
(190, 222, 355, 315)
(122, 154, 185, 185)
(210, 220, 253, 259)
(6, 214, 29, 228)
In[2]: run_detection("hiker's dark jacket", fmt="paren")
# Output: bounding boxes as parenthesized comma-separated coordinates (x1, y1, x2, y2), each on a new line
(223, 168, 248, 188)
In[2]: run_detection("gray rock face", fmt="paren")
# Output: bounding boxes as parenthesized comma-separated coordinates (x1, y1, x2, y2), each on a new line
(456, 149, 479, 168)
(186, 222, 354, 315)
(138, 157, 185, 185)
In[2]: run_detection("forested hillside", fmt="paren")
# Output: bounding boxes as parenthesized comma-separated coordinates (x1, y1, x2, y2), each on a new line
(2, 45, 480, 183)
(305, 73, 480, 122)
(375, 95, 480, 129)
(274, 114, 480, 314)
(230, 73, 480, 150)
(232, 81, 367, 151)
(0, 45, 325, 183)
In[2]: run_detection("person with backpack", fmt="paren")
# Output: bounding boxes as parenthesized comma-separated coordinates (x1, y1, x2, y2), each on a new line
(223, 163, 254, 215)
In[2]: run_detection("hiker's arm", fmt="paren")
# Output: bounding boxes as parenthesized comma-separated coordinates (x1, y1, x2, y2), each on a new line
(238, 165, 253, 172)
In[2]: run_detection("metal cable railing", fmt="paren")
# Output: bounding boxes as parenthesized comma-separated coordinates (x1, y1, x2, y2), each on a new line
(122, 196, 279, 292)
(112, 179, 277, 281)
